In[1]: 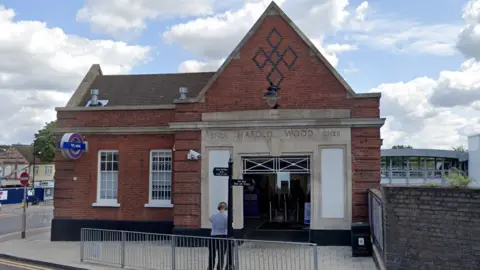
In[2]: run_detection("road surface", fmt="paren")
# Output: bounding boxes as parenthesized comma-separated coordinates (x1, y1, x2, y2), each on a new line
(0, 206, 52, 236)
(0, 258, 54, 270)
(0, 206, 54, 269)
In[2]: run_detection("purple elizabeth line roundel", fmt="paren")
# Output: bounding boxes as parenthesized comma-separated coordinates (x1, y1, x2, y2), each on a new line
(60, 133, 87, 160)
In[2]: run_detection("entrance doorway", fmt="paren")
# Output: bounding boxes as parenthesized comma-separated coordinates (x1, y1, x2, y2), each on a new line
(242, 156, 311, 241)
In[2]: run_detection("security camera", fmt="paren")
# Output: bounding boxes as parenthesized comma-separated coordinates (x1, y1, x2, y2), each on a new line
(187, 150, 201, 160)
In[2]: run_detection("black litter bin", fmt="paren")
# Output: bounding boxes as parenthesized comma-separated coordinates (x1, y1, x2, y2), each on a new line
(351, 222, 372, 257)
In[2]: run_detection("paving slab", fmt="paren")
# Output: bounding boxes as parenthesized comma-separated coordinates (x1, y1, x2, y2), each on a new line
(0, 232, 116, 270)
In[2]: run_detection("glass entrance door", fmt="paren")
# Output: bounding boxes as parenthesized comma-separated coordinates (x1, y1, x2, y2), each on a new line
(242, 156, 311, 226)
(272, 172, 309, 224)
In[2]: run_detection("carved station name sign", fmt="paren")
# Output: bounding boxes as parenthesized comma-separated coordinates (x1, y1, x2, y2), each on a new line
(206, 128, 341, 140)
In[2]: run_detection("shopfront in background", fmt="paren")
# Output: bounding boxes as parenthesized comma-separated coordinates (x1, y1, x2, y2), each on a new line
(35, 181, 54, 201)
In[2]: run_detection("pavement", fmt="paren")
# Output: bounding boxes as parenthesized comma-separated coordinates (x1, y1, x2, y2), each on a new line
(0, 231, 123, 270)
(0, 229, 377, 270)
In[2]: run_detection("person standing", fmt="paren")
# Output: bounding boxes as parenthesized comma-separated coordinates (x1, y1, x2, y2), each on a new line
(208, 202, 229, 270)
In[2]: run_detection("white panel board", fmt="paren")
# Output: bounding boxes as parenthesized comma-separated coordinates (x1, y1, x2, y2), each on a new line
(469, 135, 480, 187)
(209, 150, 231, 218)
(321, 148, 345, 219)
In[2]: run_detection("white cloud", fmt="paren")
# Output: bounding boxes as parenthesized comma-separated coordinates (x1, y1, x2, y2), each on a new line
(430, 59, 480, 107)
(457, 0, 480, 60)
(0, 5, 150, 144)
(355, 1, 368, 22)
(353, 21, 461, 56)
(76, 0, 216, 36)
(372, 73, 480, 149)
(372, 60, 480, 150)
(178, 59, 225, 73)
(325, 43, 358, 54)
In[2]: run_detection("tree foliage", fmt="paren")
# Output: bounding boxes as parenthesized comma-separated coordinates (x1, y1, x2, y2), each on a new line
(392, 145, 413, 149)
(445, 168, 472, 188)
(33, 121, 56, 162)
(452, 145, 467, 152)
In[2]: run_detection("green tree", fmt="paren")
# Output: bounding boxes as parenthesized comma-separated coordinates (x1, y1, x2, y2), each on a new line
(452, 145, 467, 152)
(392, 145, 413, 149)
(33, 120, 56, 162)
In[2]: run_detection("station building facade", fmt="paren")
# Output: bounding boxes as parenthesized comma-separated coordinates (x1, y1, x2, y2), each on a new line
(51, 2, 384, 245)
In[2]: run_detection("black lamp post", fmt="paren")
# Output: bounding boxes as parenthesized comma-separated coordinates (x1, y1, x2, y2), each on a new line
(227, 158, 234, 238)
(30, 142, 41, 206)
(263, 83, 280, 109)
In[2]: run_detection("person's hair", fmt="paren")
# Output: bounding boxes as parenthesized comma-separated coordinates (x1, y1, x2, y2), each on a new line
(218, 202, 227, 210)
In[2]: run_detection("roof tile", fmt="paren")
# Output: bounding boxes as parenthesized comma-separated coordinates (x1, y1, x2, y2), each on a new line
(79, 72, 215, 106)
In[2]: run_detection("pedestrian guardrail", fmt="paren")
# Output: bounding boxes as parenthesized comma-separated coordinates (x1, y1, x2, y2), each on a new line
(80, 228, 319, 270)
(368, 189, 385, 260)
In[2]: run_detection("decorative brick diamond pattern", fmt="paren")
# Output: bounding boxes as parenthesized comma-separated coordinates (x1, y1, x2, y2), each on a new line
(252, 28, 298, 86)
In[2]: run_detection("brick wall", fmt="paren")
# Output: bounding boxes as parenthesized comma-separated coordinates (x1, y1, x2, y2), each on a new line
(382, 186, 480, 270)
(54, 134, 174, 221)
(172, 131, 201, 227)
(57, 109, 174, 127)
(352, 128, 382, 221)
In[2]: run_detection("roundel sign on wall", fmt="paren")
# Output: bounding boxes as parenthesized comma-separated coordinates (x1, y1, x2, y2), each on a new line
(57, 133, 88, 160)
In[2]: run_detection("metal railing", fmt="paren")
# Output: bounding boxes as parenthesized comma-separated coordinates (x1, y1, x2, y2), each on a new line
(368, 190, 384, 260)
(81, 228, 319, 270)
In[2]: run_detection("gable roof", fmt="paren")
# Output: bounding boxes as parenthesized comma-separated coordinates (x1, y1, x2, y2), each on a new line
(77, 72, 214, 107)
(0, 146, 31, 164)
(188, 1, 381, 103)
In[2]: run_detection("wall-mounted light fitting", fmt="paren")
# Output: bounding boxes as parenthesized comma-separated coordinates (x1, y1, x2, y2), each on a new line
(264, 83, 280, 109)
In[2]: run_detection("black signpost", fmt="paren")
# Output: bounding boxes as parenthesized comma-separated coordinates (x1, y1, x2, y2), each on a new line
(226, 159, 234, 269)
(213, 160, 255, 269)
(212, 159, 234, 269)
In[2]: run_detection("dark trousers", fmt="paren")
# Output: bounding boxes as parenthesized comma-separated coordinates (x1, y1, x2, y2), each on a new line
(208, 236, 233, 270)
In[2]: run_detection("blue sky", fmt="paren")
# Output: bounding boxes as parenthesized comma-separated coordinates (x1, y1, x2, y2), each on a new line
(1, 0, 468, 91)
(0, 0, 479, 148)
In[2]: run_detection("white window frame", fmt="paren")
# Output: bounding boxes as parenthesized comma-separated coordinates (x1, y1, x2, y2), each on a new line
(145, 149, 173, 208)
(34, 166, 39, 176)
(45, 166, 53, 176)
(93, 150, 120, 207)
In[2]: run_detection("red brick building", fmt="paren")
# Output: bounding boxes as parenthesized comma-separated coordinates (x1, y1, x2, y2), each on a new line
(52, 2, 384, 245)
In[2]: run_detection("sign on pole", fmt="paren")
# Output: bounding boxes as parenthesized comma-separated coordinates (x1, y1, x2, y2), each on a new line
(213, 167, 229, 177)
(232, 179, 254, 187)
(19, 172, 29, 186)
